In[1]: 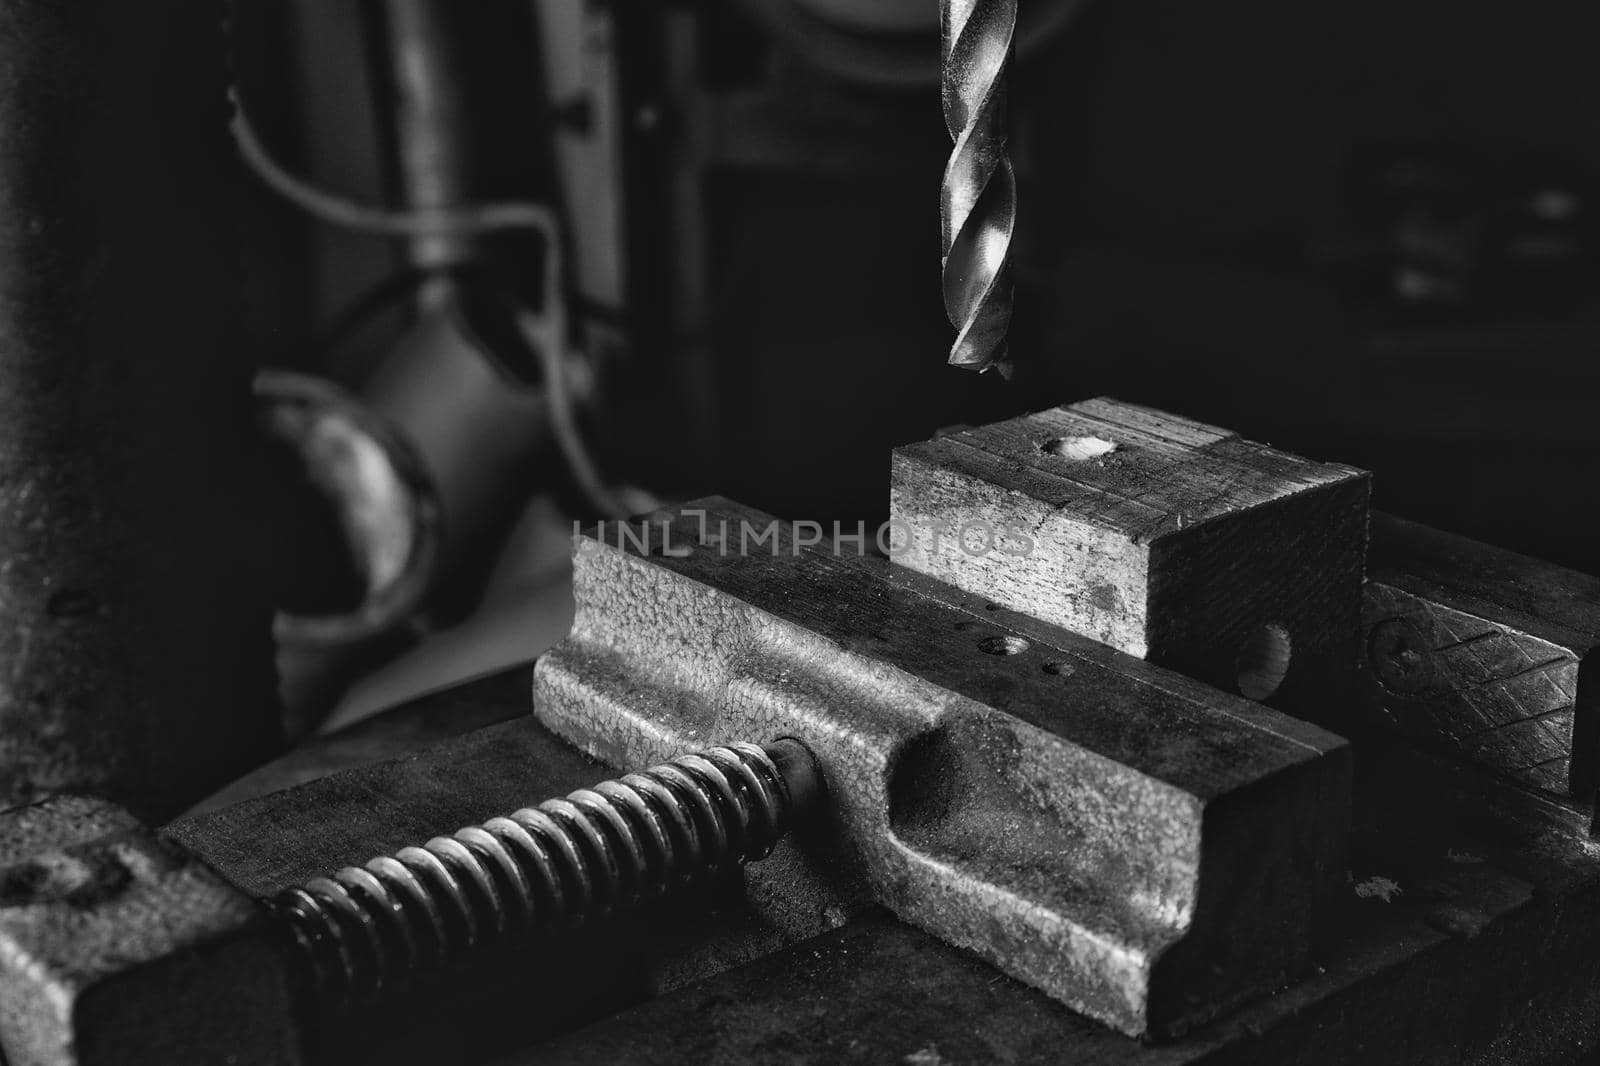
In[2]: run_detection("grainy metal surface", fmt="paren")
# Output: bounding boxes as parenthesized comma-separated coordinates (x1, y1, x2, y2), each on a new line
(159, 667, 1600, 1064)
(533, 499, 1350, 1038)
(940, 0, 1016, 375)
(144, 659, 1600, 1056)
(512, 743, 1600, 1066)
(0, 0, 279, 817)
(0, 797, 301, 1066)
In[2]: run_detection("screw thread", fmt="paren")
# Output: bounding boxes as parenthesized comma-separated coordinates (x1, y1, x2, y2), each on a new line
(266, 741, 808, 1007)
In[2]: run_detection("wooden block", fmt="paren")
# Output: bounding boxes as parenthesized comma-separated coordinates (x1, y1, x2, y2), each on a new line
(891, 398, 1370, 715)
(1363, 513, 1600, 798)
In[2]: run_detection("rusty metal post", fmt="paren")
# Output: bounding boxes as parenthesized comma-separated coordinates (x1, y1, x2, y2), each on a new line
(0, 0, 280, 818)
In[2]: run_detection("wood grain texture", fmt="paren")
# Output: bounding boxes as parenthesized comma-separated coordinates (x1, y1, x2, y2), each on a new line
(891, 398, 1370, 723)
(1364, 513, 1600, 798)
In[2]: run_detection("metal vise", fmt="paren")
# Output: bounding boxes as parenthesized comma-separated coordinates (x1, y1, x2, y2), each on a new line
(2, 399, 1598, 1065)
(535, 397, 1366, 1037)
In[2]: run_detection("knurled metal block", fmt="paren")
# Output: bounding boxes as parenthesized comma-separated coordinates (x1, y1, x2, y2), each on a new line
(1363, 512, 1600, 799)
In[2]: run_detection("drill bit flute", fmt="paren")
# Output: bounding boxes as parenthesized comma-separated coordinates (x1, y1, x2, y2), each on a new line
(941, 0, 1017, 377)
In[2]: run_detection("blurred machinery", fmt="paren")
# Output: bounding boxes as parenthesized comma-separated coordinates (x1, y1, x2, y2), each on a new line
(225, 0, 1600, 601)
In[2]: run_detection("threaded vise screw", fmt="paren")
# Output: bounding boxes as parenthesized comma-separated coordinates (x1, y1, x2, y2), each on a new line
(265, 740, 820, 1008)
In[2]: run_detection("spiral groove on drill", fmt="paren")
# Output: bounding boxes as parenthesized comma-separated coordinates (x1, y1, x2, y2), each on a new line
(940, 0, 1017, 377)
(267, 742, 798, 1007)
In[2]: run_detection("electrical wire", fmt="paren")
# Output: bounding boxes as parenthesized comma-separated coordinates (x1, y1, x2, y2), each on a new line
(514, 305, 635, 521)
(230, 107, 560, 241)
(230, 100, 634, 521)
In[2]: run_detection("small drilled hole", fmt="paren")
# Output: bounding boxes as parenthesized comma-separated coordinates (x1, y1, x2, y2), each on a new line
(1040, 435, 1117, 461)
(1041, 660, 1074, 676)
(1237, 623, 1292, 700)
(978, 635, 1030, 656)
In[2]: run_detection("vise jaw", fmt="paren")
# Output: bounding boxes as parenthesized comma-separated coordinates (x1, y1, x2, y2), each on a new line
(537, 397, 1369, 1038)
(535, 497, 1353, 1037)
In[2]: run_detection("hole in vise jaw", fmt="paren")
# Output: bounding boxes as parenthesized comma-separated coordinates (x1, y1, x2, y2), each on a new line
(1040, 435, 1117, 461)
(1366, 617, 1434, 696)
(978, 634, 1030, 656)
(1236, 623, 1293, 701)
(887, 728, 963, 837)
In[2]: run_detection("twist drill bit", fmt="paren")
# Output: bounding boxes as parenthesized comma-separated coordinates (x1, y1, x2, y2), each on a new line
(941, 0, 1017, 378)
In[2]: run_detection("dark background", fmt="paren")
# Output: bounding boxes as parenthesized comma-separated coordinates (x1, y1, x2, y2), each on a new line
(235, 0, 1600, 575)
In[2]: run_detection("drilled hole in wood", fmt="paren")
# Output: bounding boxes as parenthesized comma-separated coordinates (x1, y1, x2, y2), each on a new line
(978, 635, 1030, 656)
(1237, 623, 1292, 700)
(1040, 435, 1117, 461)
(1041, 660, 1074, 676)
